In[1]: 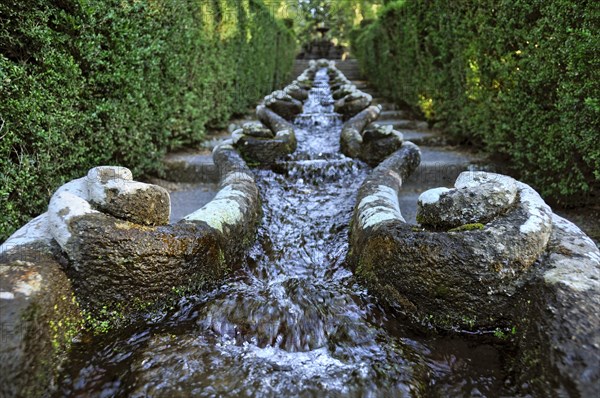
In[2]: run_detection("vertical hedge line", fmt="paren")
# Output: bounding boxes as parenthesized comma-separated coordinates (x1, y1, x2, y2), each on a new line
(0, 0, 295, 242)
(351, 0, 599, 203)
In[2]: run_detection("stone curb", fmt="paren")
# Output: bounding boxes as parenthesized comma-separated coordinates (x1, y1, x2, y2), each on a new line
(58, 143, 260, 313)
(350, 141, 422, 231)
(181, 141, 262, 254)
(1, 146, 261, 299)
(0, 242, 82, 398)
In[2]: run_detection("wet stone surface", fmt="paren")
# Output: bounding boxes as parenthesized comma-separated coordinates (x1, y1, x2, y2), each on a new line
(54, 67, 521, 397)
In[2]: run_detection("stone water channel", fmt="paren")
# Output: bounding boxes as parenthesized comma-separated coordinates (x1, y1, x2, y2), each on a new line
(53, 68, 517, 397)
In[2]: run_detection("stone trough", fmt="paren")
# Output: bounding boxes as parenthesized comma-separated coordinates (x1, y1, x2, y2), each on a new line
(0, 142, 261, 396)
(0, 62, 324, 395)
(1, 58, 598, 397)
(348, 162, 599, 396)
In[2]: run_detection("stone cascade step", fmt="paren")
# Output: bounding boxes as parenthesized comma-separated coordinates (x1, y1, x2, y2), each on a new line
(349, 79, 379, 95)
(162, 151, 220, 184)
(408, 146, 480, 186)
(375, 119, 429, 131)
(369, 113, 448, 147)
(291, 60, 311, 80)
(291, 59, 363, 81)
(371, 98, 399, 111)
(378, 110, 409, 120)
(401, 130, 448, 147)
(333, 60, 362, 80)
(355, 87, 379, 97)
(350, 80, 369, 90)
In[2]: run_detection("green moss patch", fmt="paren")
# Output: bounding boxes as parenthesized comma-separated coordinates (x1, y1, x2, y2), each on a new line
(448, 223, 485, 232)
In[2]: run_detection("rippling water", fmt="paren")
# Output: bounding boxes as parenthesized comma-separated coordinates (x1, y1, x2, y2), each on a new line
(56, 69, 516, 397)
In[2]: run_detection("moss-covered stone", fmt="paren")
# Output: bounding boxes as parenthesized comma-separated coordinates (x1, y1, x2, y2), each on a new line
(350, 172, 555, 331)
(64, 217, 234, 318)
(448, 223, 485, 232)
(0, 243, 83, 397)
(349, 153, 600, 396)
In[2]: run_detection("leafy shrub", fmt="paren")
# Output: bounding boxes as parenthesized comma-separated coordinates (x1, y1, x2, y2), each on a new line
(352, 0, 599, 203)
(0, 0, 295, 242)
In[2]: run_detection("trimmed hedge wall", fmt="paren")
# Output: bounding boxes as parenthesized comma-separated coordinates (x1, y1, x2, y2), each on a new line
(0, 0, 295, 242)
(352, 0, 599, 203)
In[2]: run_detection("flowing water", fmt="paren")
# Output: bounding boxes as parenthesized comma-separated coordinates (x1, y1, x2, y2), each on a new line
(56, 69, 517, 397)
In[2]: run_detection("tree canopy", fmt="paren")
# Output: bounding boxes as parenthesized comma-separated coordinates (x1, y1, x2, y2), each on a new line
(271, 0, 384, 46)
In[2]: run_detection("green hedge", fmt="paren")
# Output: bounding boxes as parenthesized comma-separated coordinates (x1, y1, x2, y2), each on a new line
(0, 0, 295, 242)
(352, 0, 599, 203)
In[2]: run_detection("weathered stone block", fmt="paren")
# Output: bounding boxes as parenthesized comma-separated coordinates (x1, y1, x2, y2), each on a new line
(360, 124, 404, 166)
(234, 106, 298, 166)
(242, 122, 274, 138)
(284, 83, 309, 101)
(334, 91, 372, 118)
(264, 90, 303, 120)
(417, 172, 518, 229)
(87, 166, 171, 226)
(332, 84, 356, 100)
(350, 171, 555, 330)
